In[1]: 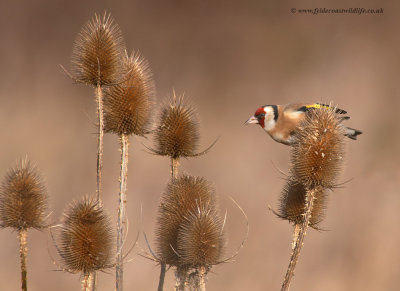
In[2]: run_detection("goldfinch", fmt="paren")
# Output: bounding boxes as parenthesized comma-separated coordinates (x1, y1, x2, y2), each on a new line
(245, 103, 362, 145)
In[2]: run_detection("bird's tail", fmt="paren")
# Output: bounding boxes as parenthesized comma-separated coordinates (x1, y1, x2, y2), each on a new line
(345, 127, 362, 140)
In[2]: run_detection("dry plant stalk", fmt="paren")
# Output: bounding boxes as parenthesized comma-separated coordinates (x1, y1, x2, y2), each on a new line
(82, 272, 94, 291)
(53, 197, 114, 291)
(155, 175, 224, 291)
(116, 134, 129, 291)
(103, 51, 154, 291)
(280, 107, 345, 291)
(0, 159, 48, 291)
(70, 12, 125, 202)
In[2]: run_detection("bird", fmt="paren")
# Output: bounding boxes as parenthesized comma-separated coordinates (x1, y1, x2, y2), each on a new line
(245, 103, 362, 145)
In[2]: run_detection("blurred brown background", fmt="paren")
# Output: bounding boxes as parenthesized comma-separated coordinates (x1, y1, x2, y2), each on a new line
(0, 0, 399, 290)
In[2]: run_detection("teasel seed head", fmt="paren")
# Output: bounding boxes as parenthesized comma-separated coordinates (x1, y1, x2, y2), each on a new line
(276, 179, 327, 229)
(177, 206, 224, 268)
(291, 106, 345, 188)
(103, 51, 155, 136)
(71, 12, 125, 87)
(55, 197, 114, 274)
(0, 159, 48, 230)
(150, 93, 200, 159)
(156, 175, 217, 266)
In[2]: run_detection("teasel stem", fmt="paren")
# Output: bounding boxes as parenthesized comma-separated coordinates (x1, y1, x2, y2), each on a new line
(174, 267, 187, 291)
(198, 266, 207, 291)
(157, 263, 166, 291)
(171, 158, 179, 179)
(96, 84, 104, 203)
(281, 188, 317, 291)
(90, 272, 97, 291)
(291, 224, 301, 251)
(19, 229, 28, 291)
(82, 272, 94, 291)
(93, 85, 104, 291)
(116, 133, 129, 291)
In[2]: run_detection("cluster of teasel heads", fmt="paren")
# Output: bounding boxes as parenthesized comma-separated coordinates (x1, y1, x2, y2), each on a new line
(155, 175, 224, 291)
(146, 92, 226, 291)
(275, 107, 346, 291)
(61, 10, 227, 291)
(59, 10, 155, 291)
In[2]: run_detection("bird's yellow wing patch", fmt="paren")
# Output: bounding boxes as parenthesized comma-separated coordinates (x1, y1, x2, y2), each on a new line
(305, 104, 330, 110)
(304, 103, 347, 114)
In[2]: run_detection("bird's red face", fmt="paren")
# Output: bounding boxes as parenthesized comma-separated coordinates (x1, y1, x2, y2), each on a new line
(245, 107, 266, 128)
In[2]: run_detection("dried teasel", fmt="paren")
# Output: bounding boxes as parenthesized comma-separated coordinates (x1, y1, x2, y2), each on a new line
(276, 179, 327, 229)
(177, 206, 224, 268)
(150, 94, 202, 159)
(104, 51, 155, 136)
(54, 197, 114, 274)
(0, 160, 48, 230)
(155, 175, 217, 266)
(71, 12, 125, 86)
(291, 106, 346, 188)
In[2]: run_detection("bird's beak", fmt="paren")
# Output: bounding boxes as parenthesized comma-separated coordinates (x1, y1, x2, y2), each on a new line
(244, 116, 258, 125)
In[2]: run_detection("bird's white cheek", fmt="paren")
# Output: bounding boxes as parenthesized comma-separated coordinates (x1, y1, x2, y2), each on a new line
(263, 119, 276, 131)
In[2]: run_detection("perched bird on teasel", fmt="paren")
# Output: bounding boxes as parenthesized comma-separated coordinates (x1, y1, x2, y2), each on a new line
(245, 103, 362, 145)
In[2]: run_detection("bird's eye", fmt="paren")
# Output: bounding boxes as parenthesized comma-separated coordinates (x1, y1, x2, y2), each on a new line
(255, 113, 265, 119)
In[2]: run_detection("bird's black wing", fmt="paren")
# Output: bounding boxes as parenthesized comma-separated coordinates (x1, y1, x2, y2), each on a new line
(296, 103, 347, 114)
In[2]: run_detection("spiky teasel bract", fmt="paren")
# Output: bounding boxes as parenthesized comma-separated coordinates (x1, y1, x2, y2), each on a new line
(71, 12, 125, 86)
(156, 175, 217, 266)
(150, 93, 201, 159)
(54, 197, 114, 274)
(291, 106, 346, 189)
(276, 179, 327, 229)
(0, 159, 48, 230)
(104, 51, 155, 136)
(177, 206, 224, 268)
